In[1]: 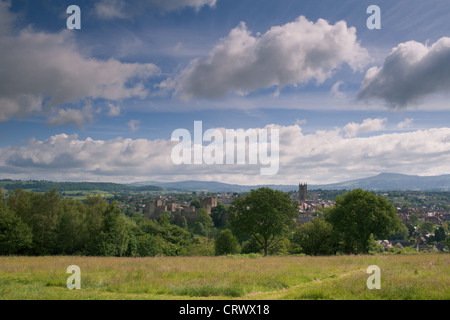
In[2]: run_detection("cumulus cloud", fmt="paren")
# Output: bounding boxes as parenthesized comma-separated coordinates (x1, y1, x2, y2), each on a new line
(94, 0, 217, 19)
(164, 16, 369, 101)
(1, 122, 449, 185)
(48, 104, 94, 127)
(278, 124, 450, 184)
(358, 37, 450, 108)
(107, 103, 121, 117)
(0, 2, 160, 122)
(343, 118, 387, 138)
(0, 134, 176, 180)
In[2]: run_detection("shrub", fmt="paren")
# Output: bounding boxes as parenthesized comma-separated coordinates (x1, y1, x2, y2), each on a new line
(215, 229, 240, 256)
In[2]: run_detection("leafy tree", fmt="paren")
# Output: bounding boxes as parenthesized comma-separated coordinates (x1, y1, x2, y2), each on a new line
(404, 222, 415, 238)
(192, 222, 206, 236)
(434, 227, 446, 242)
(388, 223, 409, 240)
(292, 218, 338, 256)
(240, 237, 263, 254)
(268, 238, 291, 256)
(83, 195, 108, 255)
(326, 189, 402, 254)
(188, 236, 215, 256)
(228, 187, 299, 256)
(444, 237, 450, 250)
(9, 189, 60, 255)
(418, 221, 434, 234)
(190, 199, 201, 209)
(98, 202, 131, 257)
(409, 213, 420, 226)
(367, 233, 385, 254)
(192, 207, 214, 237)
(211, 202, 228, 229)
(55, 199, 86, 255)
(139, 218, 193, 256)
(179, 216, 188, 230)
(215, 229, 240, 256)
(0, 200, 32, 255)
(135, 233, 165, 256)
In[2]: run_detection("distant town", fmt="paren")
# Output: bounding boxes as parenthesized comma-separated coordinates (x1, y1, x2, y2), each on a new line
(111, 183, 450, 253)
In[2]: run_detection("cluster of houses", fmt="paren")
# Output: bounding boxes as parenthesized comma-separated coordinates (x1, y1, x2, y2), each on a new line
(376, 239, 448, 252)
(294, 184, 449, 252)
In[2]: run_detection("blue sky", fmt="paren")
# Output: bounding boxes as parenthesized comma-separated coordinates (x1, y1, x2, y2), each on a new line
(1, 0, 450, 185)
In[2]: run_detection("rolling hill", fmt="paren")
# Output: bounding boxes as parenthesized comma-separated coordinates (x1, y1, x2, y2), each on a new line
(133, 173, 450, 192)
(2, 173, 449, 194)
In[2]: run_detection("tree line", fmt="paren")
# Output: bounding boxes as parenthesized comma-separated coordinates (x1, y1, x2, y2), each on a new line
(0, 180, 163, 193)
(0, 189, 206, 256)
(1, 187, 447, 257)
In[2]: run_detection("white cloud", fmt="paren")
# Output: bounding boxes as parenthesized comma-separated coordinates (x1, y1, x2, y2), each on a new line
(330, 81, 347, 100)
(107, 103, 121, 117)
(128, 120, 141, 132)
(94, 0, 128, 19)
(164, 16, 369, 101)
(95, 0, 217, 19)
(358, 37, 450, 108)
(343, 118, 387, 138)
(397, 118, 414, 130)
(295, 119, 307, 126)
(48, 104, 94, 127)
(1, 122, 449, 185)
(0, 3, 160, 122)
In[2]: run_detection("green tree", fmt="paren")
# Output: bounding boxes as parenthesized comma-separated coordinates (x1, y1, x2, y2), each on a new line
(97, 202, 131, 257)
(139, 218, 193, 256)
(388, 223, 409, 240)
(55, 199, 86, 255)
(418, 221, 434, 234)
(9, 189, 60, 255)
(135, 233, 165, 256)
(211, 202, 228, 229)
(0, 200, 32, 255)
(326, 189, 402, 254)
(292, 218, 338, 256)
(83, 196, 108, 255)
(444, 237, 450, 250)
(240, 237, 263, 254)
(409, 213, 420, 226)
(404, 222, 415, 238)
(192, 207, 214, 237)
(190, 199, 201, 209)
(179, 216, 188, 230)
(215, 229, 240, 256)
(434, 227, 446, 242)
(228, 187, 299, 256)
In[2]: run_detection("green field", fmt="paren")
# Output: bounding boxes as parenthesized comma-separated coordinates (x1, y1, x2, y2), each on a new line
(0, 254, 448, 300)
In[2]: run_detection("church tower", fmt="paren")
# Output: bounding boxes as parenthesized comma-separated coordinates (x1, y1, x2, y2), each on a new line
(299, 183, 307, 202)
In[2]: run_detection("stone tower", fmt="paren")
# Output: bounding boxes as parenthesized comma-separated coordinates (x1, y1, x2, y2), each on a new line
(299, 183, 307, 202)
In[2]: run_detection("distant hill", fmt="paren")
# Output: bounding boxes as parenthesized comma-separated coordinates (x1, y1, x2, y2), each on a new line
(129, 180, 279, 193)
(134, 173, 450, 192)
(312, 173, 450, 191)
(2, 173, 449, 195)
(0, 180, 163, 193)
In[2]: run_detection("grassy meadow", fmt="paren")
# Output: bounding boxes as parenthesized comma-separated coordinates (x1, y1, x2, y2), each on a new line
(0, 254, 448, 300)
